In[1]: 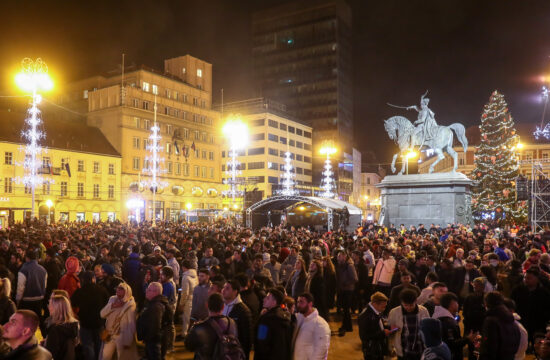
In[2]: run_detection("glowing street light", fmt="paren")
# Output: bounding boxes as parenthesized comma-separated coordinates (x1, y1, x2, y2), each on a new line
(319, 142, 337, 198)
(515, 142, 524, 150)
(185, 202, 192, 223)
(222, 115, 249, 206)
(405, 150, 418, 174)
(15, 58, 54, 219)
(45, 199, 53, 224)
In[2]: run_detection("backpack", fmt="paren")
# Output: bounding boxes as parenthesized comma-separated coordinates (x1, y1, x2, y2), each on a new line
(208, 316, 246, 360)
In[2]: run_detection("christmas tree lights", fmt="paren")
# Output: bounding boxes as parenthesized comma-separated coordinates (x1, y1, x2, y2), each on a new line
(280, 151, 297, 196)
(320, 143, 337, 198)
(471, 90, 526, 223)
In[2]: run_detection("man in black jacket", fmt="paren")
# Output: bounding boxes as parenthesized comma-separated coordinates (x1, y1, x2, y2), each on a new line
(137, 282, 174, 360)
(70, 271, 110, 360)
(358, 292, 392, 360)
(2, 310, 52, 360)
(222, 280, 253, 360)
(254, 289, 292, 360)
(479, 291, 520, 360)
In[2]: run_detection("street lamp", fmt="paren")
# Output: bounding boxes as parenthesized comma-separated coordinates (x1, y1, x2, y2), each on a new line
(45, 199, 53, 224)
(15, 58, 53, 219)
(222, 115, 249, 207)
(319, 142, 337, 198)
(405, 150, 418, 175)
(185, 202, 192, 223)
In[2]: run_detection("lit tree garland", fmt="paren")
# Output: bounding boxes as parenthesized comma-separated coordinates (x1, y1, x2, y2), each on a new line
(471, 90, 526, 223)
(280, 151, 296, 196)
(320, 142, 337, 198)
(222, 116, 249, 206)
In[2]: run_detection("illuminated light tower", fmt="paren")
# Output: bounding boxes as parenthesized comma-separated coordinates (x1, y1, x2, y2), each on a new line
(15, 58, 54, 219)
(141, 96, 166, 224)
(319, 142, 337, 198)
(281, 151, 297, 196)
(222, 115, 249, 208)
(534, 86, 550, 140)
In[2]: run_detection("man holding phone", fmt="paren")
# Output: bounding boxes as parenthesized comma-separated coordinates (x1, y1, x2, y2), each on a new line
(388, 289, 430, 360)
(358, 292, 392, 360)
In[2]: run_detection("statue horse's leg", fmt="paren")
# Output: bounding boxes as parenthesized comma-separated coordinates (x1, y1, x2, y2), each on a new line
(429, 148, 445, 173)
(399, 153, 406, 175)
(391, 153, 399, 173)
(447, 146, 458, 172)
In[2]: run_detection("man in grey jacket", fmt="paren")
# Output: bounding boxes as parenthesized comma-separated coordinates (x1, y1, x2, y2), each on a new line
(336, 250, 358, 335)
(190, 268, 210, 322)
(179, 260, 197, 338)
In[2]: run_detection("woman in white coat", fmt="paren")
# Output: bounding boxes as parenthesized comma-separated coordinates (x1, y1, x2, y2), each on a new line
(99, 282, 138, 360)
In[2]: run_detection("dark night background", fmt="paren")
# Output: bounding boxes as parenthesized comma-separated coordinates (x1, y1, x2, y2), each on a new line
(1, 0, 550, 164)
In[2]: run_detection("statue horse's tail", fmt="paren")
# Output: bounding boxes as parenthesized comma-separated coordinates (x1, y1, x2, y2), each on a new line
(448, 123, 468, 152)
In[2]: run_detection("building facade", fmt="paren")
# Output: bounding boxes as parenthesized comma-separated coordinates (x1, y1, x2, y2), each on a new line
(59, 56, 224, 221)
(220, 98, 313, 201)
(0, 111, 121, 225)
(252, 0, 354, 199)
(360, 171, 382, 222)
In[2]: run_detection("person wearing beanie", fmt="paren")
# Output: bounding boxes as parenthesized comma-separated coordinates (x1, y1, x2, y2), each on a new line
(57, 256, 81, 298)
(254, 288, 292, 360)
(99, 263, 123, 296)
(420, 318, 451, 360)
(357, 291, 391, 360)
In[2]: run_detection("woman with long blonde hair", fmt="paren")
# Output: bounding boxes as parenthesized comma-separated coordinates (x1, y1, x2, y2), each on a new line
(322, 256, 337, 310)
(99, 282, 138, 360)
(44, 294, 80, 360)
(285, 257, 307, 299)
(305, 259, 328, 320)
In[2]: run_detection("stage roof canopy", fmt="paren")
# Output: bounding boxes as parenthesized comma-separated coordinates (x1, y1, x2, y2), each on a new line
(246, 195, 362, 214)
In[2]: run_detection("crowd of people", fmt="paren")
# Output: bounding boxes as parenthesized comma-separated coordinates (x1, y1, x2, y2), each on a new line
(0, 219, 547, 360)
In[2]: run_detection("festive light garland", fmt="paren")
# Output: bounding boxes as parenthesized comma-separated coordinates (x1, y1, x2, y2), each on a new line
(280, 151, 297, 196)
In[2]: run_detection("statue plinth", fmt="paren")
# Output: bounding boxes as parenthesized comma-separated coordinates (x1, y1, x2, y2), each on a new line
(376, 172, 473, 227)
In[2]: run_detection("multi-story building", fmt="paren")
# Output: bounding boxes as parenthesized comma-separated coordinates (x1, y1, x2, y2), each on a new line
(219, 98, 313, 201)
(0, 110, 121, 225)
(360, 170, 383, 222)
(59, 55, 223, 221)
(252, 0, 354, 199)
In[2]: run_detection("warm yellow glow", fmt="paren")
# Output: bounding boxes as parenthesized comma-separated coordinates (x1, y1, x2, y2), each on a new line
(320, 145, 337, 155)
(516, 142, 524, 150)
(406, 150, 418, 159)
(364, 195, 369, 200)
(126, 199, 144, 209)
(222, 116, 249, 149)
(233, 203, 239, 210)
(223, 207, 229, 211)
(15, 58, 54, 93)
(45, 199, 53, 208)
(186, 202, 193, 210)
(298, 206, 306, 211)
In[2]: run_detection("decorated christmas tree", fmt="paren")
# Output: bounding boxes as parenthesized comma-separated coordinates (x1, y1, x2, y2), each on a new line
(471, 90, 527, 223)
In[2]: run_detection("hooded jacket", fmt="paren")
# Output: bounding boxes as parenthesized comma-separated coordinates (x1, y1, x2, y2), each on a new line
(420, 318, 451, 360)
(57, 257, 81, 298)
(3, 337, 52, 360)
(44, 321, 79, 360)
(180, 268, 198, 303)
(479, 304, 520, 360)
(432, 305, 469, 360)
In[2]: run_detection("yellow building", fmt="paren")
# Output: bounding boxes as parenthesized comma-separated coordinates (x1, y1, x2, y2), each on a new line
(0, 110, 121, 225)
(220, 98, 313, 201)
(58, 55, 223, 221)
(360, 171, 383, 222)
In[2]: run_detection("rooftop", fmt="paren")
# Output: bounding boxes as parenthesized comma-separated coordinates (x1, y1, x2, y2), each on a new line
(214, 98, 310, 127)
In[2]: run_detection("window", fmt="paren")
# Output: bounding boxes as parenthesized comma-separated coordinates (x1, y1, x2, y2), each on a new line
(167, 124, 173, 135)
(304, 156, 312, 163)
(93, 184, 100, 198)
(183, 128, 189, 139)
(296, 167, 303, 174)
(108, 185, 114, 199)
(268, 119, 278, 128)
(144, 119, 151, 130)
(142, 82, 150, 92)
(108, 163, 115, 175)
(209, 151, 214, 161)
(132, 99, 139, 107)
(289, 140, 295, 147)
(304, 131, 312, 138)
(201, 166, 207, 178)
(3, 178, 12, 193)
(248, 162, 265, 170)
(133, 157, 140, 170)
(183, 94, 188, 103)
(209, 167, 214, 178)
(182, 67, 186, 74)
(194, 131, 200, 140)
(268, 148, 278, 156)
(132, 137, 140, 149)
(43, 182, 50, 195)
(268, 134, 278, 142)
(251, 119, 265, 126)
(152, 84, 158, 95)
(167, 162, 172, 174)
(195, 148, 200, 158)
(248, 147, 265, 155)
(296, 141, 303, 149)
(288, 126, 295, 134)
(193, 98, 198, 106)
(4, 152, 12, 165)
(194, 165, 200, 177)
(93, 162, 100, 173)
(176, 163, 181, 175)
(143, 159, 150, 170)
(201, 150, 207, 159)
(83, 90, 89, 99)
(304, 143, 312, 151)
(304, 169, 312, 176)
(77, 183, 84, 197)
(267, 162, 278, 169)
(78, 160, 84, 172)
(24, 185, 31, 194)
(280, 137, 287, 145)
(296, 154, 303, 161)
(61, 158, 67, 169)
(296, 129, 303, 136)
(166, 143, 172, 154)
(60, 182, 68, 197)
(280, 123, 287, 131)
(268, 176, 278, 184)
(143, 101, 149, 110)
(201, 100, 206, 108)
(367, 177, 371, 185)
(42, 157, 51, 167)
(197, 69, 203, 77)
(133, 117, 140, 128)
(183, 163, 190, 176)
(174, 109, 179, 118)
(164, 106, 170, 115)
(251, 133, 265, 141)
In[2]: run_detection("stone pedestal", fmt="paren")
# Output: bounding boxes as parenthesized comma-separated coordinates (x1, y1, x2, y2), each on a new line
(377, 172, 473, 228)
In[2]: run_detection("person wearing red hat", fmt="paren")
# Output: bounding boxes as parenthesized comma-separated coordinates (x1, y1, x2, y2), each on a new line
(58, 256, 81, 298)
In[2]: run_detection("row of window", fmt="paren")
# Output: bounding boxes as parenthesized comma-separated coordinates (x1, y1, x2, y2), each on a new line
(4, 178, 115, 199)
(221, 148, 312, 163)
(221, 162, 312, 175)
(132, 138, 215, 160)
(131, 158, 215, 178)
(142, 77, 206, 101)
(265, 133, 310, 149)
(249, 118, 311, 137)
(132, 117, 214, 141)
(4, 153, 116, 175)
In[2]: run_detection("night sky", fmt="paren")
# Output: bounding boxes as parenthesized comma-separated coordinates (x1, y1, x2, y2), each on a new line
(1, 0, 550, 164)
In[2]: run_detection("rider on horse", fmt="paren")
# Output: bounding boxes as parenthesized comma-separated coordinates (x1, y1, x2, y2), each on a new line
(407, 92, 438, 149)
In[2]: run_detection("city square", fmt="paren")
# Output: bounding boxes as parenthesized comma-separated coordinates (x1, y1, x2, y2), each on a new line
(0, 0, 549, 359)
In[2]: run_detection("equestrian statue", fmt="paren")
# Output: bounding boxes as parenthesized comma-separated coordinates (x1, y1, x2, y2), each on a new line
(384, 91, 468, 175)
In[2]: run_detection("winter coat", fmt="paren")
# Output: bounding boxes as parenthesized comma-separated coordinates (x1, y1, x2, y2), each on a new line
(420, 317, 451, 360)
(2, 337, 52, 360)
(44, 321, 79, 360)
(336, 260, 358, 292)
(388, 283, 421, 310)
(254, 306, 293, 360)
(184, 315, 238, 360)
(71, 283, 110, 329)
(121, 253, 141, 290)
(511, 283, 550, 335)
(308, 274, 328, 320)
(513, 313, 528, 360)
(373, 257, 396, 285)
(180, 269, 198, 303)
(433, 306, 469, 360)
(462, 292, 486, 333)
(228, 301, 253, 358)
(358, 304, 388, 360)
(292, 308, 331, 360)
(100, 295, 139, 360)
(479, 304, 520, 360)
(191, 282, 210, 321)
(136, 294, 173, 343)
(388, 305, 430, 357)
(0, 295, 16, 325)
(57, 273, 80, 298)
(286, 270, 306, 300)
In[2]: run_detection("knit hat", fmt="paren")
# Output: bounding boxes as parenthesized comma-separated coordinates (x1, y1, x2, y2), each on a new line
(370, 291, 388, 303)
(101, 263, 115, 276)
(65, 256, 80, 274)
